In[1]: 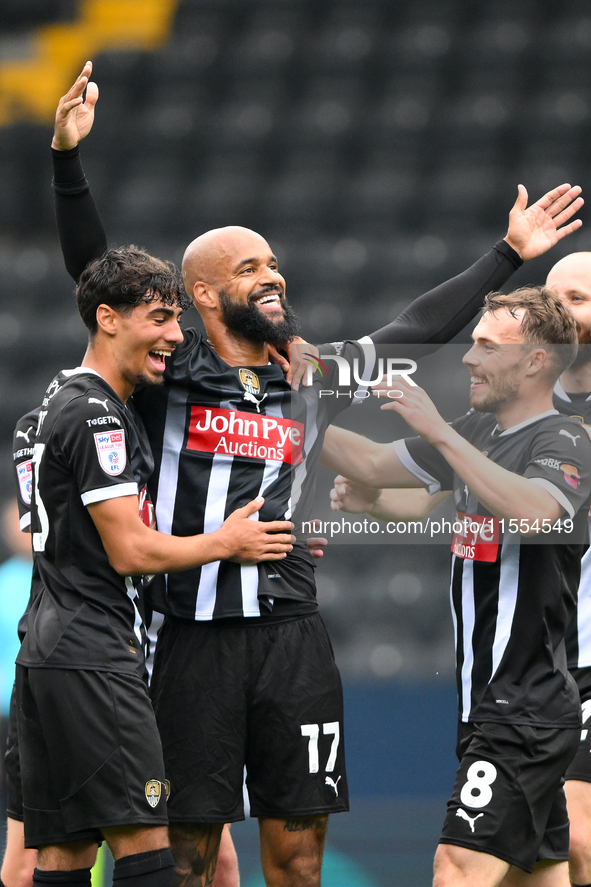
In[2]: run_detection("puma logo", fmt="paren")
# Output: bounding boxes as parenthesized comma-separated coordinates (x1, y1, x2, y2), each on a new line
(242, 390, 268, 413)
(456, 808, 484, 833)
(560, 429, 581, 446)
(88, 397, 109, 412)
(16, 426, 34, 443)
(325, 776, 341, 797)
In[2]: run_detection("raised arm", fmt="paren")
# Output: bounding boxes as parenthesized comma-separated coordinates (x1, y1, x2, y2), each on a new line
(320, 425, 424, 488)
(51, 62, 107, 281)
(368, 184, 583, 346)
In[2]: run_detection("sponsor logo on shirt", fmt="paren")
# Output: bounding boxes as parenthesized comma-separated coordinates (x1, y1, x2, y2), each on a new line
(186, 406, 304, 464)
(86, 415, 121, 427)
(15, 426, 34, 443)
(88, 397, 109, 411)
(16, 459, 33, 505)
(534, 457, 561, 470)
(561, 463, 580, 490)
(451, 512, 500, 562)
(559, 429, 581, 446)
(139, 486, 156, 529)
(533, 456, 581, 489)
(94, 430, 127, 476)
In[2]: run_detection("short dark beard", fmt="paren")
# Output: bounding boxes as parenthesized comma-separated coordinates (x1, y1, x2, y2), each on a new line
(469, 368, 521, 415)
(136, 373, 165, 388)
(218, 289, 300, 346)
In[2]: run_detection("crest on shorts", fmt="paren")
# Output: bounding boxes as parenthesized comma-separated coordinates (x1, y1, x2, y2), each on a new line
(145, 779, 163, 807)
(94, 430, 126, 476)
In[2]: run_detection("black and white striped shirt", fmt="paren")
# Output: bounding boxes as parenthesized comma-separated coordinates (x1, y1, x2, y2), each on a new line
(135, 330, 378, 620)
(553, 381, 591, 672)
(398, 409, 591, 727)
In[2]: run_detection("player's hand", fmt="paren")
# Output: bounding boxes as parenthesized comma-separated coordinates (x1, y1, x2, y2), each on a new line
(504, 183, 583, 260)
(220, 497, 295, 563)
(52, 61, 99, 151)
(267, 343, 290, 375)
(289, 340, 319, 390)
(267, 338, 319, 390)
(306, 533, 328, 558)
(330, 476, 380, 513)
(373, 377, 450, 444)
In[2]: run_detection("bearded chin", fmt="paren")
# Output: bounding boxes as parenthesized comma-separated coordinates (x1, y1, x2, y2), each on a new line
(218, 290, 301, 345)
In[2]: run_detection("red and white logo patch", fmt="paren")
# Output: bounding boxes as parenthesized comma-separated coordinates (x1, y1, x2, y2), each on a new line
(94, 430, 127, 476)
(451, 512, 500, 562)
(186, 406, 304, 464)
(16, 460, 33, 505)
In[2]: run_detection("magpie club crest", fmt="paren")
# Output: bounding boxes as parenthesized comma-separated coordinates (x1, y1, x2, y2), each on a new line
(239, 368, 261, 395)
(145, 779, 169, 808)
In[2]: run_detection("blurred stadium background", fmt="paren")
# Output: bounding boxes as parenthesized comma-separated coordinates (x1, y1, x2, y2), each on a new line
(1, 0, 591, 883)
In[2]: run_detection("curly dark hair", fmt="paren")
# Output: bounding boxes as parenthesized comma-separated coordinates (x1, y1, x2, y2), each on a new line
(76, 246, 191, 335)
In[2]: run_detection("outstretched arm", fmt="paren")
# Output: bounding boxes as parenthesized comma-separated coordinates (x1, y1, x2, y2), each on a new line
(368, 184, 583, 347)
(330, 476, 450, 521)
(51, 62, 107, 281)
(320, 425, 423, 488)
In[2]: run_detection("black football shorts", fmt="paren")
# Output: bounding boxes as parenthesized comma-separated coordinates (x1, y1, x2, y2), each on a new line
(150, 612, 349, 822)
(440, 720, 579, 873)
(565, 667, 591, 783)
(15, 666, 168, 848)
(5, 684, 23, 821)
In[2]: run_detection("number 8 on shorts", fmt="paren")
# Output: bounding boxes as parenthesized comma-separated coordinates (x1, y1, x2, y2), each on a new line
(459, 760, 498, 809)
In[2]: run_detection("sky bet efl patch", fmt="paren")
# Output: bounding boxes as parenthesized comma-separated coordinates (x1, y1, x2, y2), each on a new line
(94, 429, 127, 476)
(16, 460, 33, 505)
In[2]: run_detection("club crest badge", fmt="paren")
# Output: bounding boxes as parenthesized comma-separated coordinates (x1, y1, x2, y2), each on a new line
(145, 779, 162, 808)
(239, 368, 261, 396)
(17, 460, 33, 505)
(94, 430, 127, 476)
(239, 368, 267, 412)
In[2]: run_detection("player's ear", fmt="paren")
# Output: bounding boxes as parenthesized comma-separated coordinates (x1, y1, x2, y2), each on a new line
(526, 347, 548, 375)
(192, 281, 218, 311)
(95, 304, 119, 336)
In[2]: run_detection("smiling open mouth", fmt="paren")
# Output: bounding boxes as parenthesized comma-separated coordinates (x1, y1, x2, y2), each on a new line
(149, 349, 170, 369)
(254, 293, 282, 306)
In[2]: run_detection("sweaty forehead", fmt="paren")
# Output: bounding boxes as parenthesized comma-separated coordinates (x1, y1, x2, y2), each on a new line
(473, 308, 525, 344)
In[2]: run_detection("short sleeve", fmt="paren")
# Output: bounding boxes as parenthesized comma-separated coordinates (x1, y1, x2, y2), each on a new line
(397, 436, 454, 493)
(12, 409, 39, 530)
(56, 394, 138, 506)
(524, 419, 591, 519)
(398, 413, 474, 493)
